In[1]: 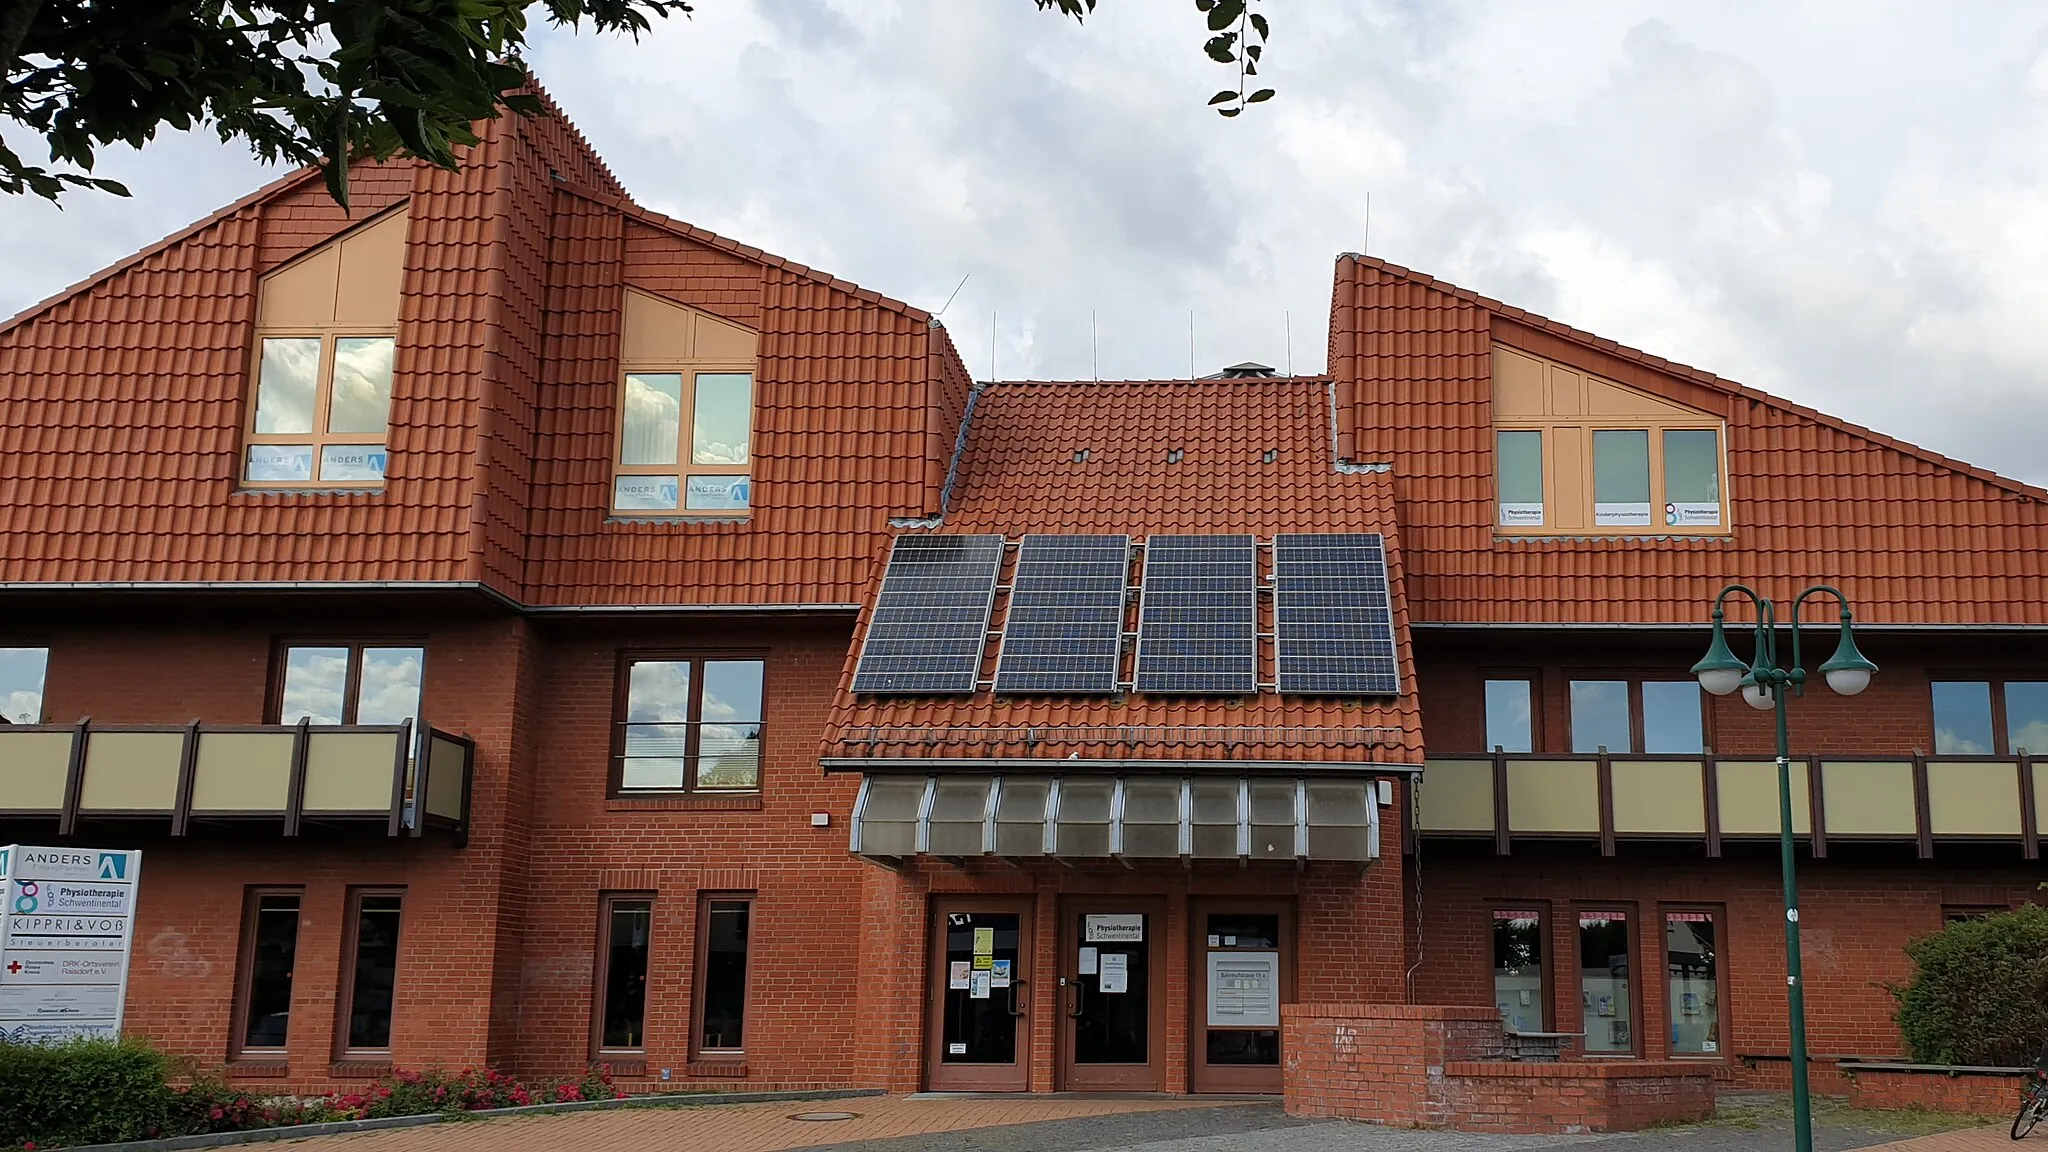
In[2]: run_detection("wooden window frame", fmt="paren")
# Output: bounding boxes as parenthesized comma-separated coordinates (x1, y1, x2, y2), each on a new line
(1941, 903, 2011, 923)
(1488, 902, 1554, 1033)
(268, 639, 426, 725)
(242, 331, 399, 491)
(334, 886, 406, 1062)
(1479, 668, 1543, 753)
(1564, 673, 1714, 756)
(1493, 421, 1730, 538)
(609, 650, 768, 797)
(591, 892, 657, 1060)
(229, 886, 304, 1063)
(1656, 903, 1731, 1062)
(691, 892, 754, 1062)
(611, 363, 757, 518)
(1927, 675, 2048, 756)
(1572, 903, 1645, 1059)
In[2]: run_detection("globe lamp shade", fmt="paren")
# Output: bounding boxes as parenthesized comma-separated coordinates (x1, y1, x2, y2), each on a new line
(1817, 622, 1878, 697)
(1691, 618, 1749, 697)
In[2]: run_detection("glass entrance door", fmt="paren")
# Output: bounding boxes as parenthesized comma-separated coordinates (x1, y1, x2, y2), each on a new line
(926, 898, 1032, 1091)
(1059, 898, 1164, 1091)
(1190, 899, 1293, 1093)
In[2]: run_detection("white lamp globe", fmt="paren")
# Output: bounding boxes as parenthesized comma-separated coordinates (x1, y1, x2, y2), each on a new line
(1697, 667, 1745, 697)
(1824, 666, 1872, 696)
(1742, 680, 1776, 711)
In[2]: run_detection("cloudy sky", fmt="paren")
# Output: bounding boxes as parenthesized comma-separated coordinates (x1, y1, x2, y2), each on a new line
(5, 1, 2047, 482)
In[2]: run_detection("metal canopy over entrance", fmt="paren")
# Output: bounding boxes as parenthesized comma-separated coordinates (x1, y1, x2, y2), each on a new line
(849, 775, 1381, 866)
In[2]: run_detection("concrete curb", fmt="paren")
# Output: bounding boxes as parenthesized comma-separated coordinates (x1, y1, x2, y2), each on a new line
(57, 1088, 887, 1152)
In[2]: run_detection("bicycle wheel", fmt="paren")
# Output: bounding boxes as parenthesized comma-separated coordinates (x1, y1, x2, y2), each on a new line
(2014, 1087, 2046, 1140)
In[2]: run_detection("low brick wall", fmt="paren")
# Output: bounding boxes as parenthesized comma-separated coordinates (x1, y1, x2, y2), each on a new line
(1283, 1003, 1716, 1134)
(1841, 1063, 2025, 1116)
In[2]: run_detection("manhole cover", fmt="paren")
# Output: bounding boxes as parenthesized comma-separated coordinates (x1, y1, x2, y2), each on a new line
(789, 1111, 860, 1122)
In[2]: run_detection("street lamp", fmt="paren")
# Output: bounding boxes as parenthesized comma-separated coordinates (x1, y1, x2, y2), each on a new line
(1692, 584, 1876, 1152)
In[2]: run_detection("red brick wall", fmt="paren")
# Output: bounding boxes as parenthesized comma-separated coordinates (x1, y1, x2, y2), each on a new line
(1410, 841, 2038, 1079)
(1282, 1003, 1714, 1133)
(1842, 1067, 2023, 1116)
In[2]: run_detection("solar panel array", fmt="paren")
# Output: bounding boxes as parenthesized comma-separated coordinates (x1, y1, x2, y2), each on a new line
(994, 534, 1131, 694)
(1272, 532, 1400, 695)
(851, 535, 1005, 694)
(1133, 534, 1259, 695)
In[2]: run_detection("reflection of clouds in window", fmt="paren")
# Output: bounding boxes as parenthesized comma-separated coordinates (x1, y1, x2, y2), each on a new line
(702, 661, 764, 723)
(627, 660, 692, 722)
(1570, 680, 1632, 754)
(1935, 728, 1988, 755)
(2005, 683, 2048, 754)
(0, 648, 47, 724)
(356, 647, 424, 726)
(691, 373, 752, 465)
(327, 338, 395, 434)
(255, 338, 321, 435)
(281, 647, 348, 725)
(621, 374, 682, 466)
(2011, 721, 2048, 756)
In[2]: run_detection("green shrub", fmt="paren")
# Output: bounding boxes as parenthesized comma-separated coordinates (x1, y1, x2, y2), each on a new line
(1894, 904, 2048, 1066)
(0, 1037, 182, 1149)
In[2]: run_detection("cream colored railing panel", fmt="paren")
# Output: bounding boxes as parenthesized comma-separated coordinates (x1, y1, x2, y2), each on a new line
(1821, 761, 1917, 836)
(1417, 759, 1495, 833)
(191, 732, 293, 811)
(1927, 761, 2021, 837)
(80, 731, 182, 812)
(1611, 760, 1705, 834)
(424, 734, 467, 823)
(302, 731, 400, 813)
(0, 731, 73, 811)
(1507, 759, 1600, 834)
(1716, 759, 1810, 836)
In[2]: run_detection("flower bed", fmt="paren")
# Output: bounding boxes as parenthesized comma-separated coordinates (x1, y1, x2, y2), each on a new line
(1, 1038, 625, 1150)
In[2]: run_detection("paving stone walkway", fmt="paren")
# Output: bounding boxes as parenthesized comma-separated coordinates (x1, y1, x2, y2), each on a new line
(306, 1095, 2012, 1152)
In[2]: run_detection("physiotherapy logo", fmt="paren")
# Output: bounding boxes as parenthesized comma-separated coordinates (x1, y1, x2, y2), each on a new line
(12, 881, 39, 914)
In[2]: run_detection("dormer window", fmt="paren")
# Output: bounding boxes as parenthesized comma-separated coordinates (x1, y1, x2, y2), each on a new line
(613, 290, 759, 516)
(1491, 344, 1728, 535)
(243, 207, 406, 489)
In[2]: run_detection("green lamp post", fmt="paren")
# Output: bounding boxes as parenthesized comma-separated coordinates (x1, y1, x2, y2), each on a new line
(1692, 584, 1877, 1152)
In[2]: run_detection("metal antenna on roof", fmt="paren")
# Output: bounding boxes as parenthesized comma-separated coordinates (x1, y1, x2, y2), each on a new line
(1365, 192, 1372, 254)
(1091, 311, 1099, 382)
(1189, 311, 1196, 382)
(990, 309, 997, 384)
(1286, 311, 1293, 377)
(935, 273, 970, 320)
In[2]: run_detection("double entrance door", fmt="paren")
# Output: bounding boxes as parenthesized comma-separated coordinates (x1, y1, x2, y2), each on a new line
(925, 896, 1290, 1092)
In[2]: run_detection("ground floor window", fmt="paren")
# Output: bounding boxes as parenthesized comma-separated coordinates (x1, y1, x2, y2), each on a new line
(1578, 909, 1634, 1054)
(696, 896, 751, 1056)
(595, 895, 654, 1056)
(1491, 908, 1546, 1032)
(1662, 910, 1721, 1056)
(234, 889, 302, 1058)
(340, 889, 404, 1056)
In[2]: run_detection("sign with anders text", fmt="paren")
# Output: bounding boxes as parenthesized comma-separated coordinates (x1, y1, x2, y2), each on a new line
(0, 846, 142, 1044)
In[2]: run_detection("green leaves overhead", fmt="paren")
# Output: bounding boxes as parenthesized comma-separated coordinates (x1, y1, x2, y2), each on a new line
(5, 0, 1275, 206)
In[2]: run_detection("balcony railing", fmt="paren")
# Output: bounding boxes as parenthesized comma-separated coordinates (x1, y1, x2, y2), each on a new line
(0, 718, 474, 845)
(1413, 751, 2042, 859)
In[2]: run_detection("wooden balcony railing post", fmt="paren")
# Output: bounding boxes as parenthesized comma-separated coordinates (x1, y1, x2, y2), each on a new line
(58, 716, 91, 837)
(171, 718, 201, 837)
(2020, 752, 2039, 861)
(1703, 753, 1723, 858)
(1911, 752, 1934, 860)
(1492, 749, 1511, 856)
(1596, 749, 1616, 857)
(283, 716, 311, 837)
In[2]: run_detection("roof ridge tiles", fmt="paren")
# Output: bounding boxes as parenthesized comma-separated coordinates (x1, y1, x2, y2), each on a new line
(1338, 253, 2048, 504)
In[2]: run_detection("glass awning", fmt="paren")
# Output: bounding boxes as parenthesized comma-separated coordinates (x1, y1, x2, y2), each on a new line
(848, 775, 1382, 865)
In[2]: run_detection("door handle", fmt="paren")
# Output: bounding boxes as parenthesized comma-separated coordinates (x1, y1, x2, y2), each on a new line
(1007, 977, 1028, 1017)
(1067, 979, 1086, 1019)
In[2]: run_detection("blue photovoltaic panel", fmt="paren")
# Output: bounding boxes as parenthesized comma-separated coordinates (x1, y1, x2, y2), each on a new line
(851, 534, 1006, 694)
(994, 534, 1131, 695)
(1133, 534, 1259, 695)
(1273, 532, 1400, 696)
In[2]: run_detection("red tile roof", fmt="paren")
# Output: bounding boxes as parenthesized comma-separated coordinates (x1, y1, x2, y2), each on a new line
(821, 377, 1423, 768)
(1329, 255, 2048, 626)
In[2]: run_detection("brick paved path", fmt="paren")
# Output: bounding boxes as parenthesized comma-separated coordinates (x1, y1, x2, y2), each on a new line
(305, 1096, 2014, 1152)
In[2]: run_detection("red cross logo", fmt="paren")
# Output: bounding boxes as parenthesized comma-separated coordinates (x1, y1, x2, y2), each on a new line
(5, 961, 21, 975)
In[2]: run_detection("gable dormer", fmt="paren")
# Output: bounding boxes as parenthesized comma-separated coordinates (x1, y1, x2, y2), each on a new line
(1491, 343, 1728, 536)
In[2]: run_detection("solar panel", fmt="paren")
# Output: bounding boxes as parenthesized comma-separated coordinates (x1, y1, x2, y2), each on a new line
(1133, 534, 1258, 695)
(994, 534, 1131, 694)
(1273, 532, 1400, 696)
(851, 534, 1006, 694)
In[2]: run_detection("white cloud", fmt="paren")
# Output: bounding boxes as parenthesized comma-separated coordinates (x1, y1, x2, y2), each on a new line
(5, 1, 2048, 483)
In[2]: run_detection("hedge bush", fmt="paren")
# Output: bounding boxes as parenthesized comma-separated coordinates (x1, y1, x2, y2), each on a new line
(0, 1039, 626, 1150)
(1893, 903, 2048, 1067)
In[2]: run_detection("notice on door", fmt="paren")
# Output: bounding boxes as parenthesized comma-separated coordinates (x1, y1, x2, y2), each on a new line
(1078, 946, 1098, 975)
(949, 960, 971, 990)
(1098, 952, 1129, 994)
(1206, 951, 1279, 1028)
(972, 927, 995, 956)
(1083, 914, 1143, 943)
